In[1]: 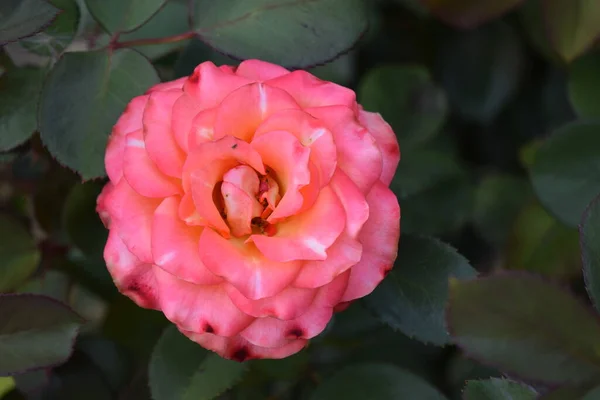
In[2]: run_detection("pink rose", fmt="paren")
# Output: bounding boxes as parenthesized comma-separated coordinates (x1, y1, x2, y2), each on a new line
(97, 60, 400, 360)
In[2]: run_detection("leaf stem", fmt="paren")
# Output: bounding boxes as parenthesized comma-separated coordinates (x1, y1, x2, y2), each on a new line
(111, 31, 195, 50)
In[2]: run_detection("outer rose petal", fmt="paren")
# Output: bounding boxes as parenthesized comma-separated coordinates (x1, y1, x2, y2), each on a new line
(235, 59, 290, 81)
(122, 130, 181, 198)
(239, 271, 349, 348)
(154, 268, 254, 337)
(341, 181, 400, 302)
(147, 77, 186, 92)
(113, 95, 148, 136)
(307, 106, 383, 194)
(266, 70, 356, 110)
(358, 109, 400, 185)
(329, 168, 369, 238)
(96, 182, 114, 228)
(213, 83, 300, 142)
(104, 230, 158, 309)
(188, 107, 217, 150)
(198, 228, 302, 300)
(182, 330, 307, 361)
(151, 196, 222, 285)
(171, 93, 201, 152)
(251, 186, 345, 262)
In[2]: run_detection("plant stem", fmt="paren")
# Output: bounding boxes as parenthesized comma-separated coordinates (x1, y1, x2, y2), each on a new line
(111, 31, 195, 49)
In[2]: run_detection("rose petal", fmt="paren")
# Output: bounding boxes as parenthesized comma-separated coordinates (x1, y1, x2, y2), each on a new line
(148, 77, 186, 92)
(329, 168, 369, 238)
(143, 90, 186, 177)
(152, 196, 222, 285)
(154, 268, 254, 337)
(105, 132, 127, 183)
(307, 106, 383, 194)
(213, 83, 300, 142)
(251, 186, 345, 262)
(198, 228, 302, 300)
(341, 181, 400, 302)
(188, 107, 217, 150)
(266, 70, 356, 109)
(172, 93, 201, 153)
(221, 182, 263, 237)
(235, 59, 290, 81)
(113, 95, 148, 136)
(358, 109, 400, 185)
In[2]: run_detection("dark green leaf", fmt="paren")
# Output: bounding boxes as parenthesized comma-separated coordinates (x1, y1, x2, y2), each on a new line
(62, 181, 107, 259)
(119, 0, 189, 60)
(537, 384, 598, 400)
(39, 48, 160, 179)
(0, 68, 44, 151)
(518, 0, 555, 60)
(0, 0, 59, 45)
(463, 378, 537, 399)
(173, 38, 237, 78)
(420, 0, 524, 28)
(437, 21, 524, 123)
(542, 0, 600, 62)
(445, 354, 500, 399)
(85, 0, 167, 33)
(530, 120, 600, 227)
(0, 294, 84, 375)
(149, 326, 247, 400)
(21, 0, 79, 56)
(357, 65, 447, 149)
(310, 363, 448, 400)
(0, 214, 40, 292)
(568, 51, 600, 118)
(191, 0, 367, 68)
(582, 386, 600, 400)
(77, 336, 131, 391)
(581, 195, 600, 312)
(447, 273, 600, 384)
(364, 235, 476, 345)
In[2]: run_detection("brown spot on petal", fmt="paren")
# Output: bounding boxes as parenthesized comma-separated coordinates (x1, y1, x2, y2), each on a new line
(287, 328, 304, 339)
(203, 323, 215, 334)
(231, 143, 238, 149)
(231, 347, 250, 362)
(125, 281, 156, 309)
(382, 265, 393, 277)
(189, 70, 200, 84)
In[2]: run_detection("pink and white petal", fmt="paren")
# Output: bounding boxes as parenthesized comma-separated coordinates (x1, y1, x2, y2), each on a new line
(182, 330, 307, 361)
(171, 93, 201, 153)
(255, 109, 337, 186)
(221, 182, 263, 237)
(239, 271, 349, 348)
(341, 181, 400, 302)
(307, 106, 383, 194)
(358, 109, 400, 185)
(251, 131, 310, 222)
(178, 192, 205, 226)
(143, 90, 186, 177)
(213, 83, 300, 142)
(105, 132, 127, 183)
(113, 95, 148, 136)
(108, 179, 161, 263)
(219, 65, 237, 74)
(225, 283, 317, 320)
(251, 186, 345, 262)
(152, 196, 222, 285)
(122, 130, 181, 198)
(198, 228, 302, 300)
(154, 268, 254, 337)
(223, 165, 260, 195)
(104, 229, 159, 309)
(266, 70, 357, 109)
(184, 61, 253, 110)
(147, 77, 186, 92)
(188, 107, 217, 150)
(329, 168, 369, 238)
(235, 59, 290, 81)
(96, 182, 114, 228)
(294, 233, 362, 289)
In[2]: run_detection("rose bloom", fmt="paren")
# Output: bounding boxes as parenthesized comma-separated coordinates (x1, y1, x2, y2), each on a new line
(97, 60, 400, 361)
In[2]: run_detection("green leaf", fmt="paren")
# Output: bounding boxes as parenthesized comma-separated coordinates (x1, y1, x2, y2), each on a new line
(472, 174, 531, 246)
(581, 195, 600, 312)
(191, 0, 367, 68)
(0, 294, 84, 375)
(62, 181, 107, 259)
(542, 0, 600, 62)
(364, 235, 476, 345)
(530, 120, 600, 227)
(20, 0, 80, 56)
(0, 214, 41, 292)
(357, 65, 447, 149)
(391, 149, 473, 235)
(310, 363, 448, 400)
(39, 48, 160, 179)
(437, 21, 524, 123)
(537, 384, 598, 400)
(0, 68, 45, 151)
(583, 386, 600, 400)
(0, 0, 60, 45)
(463, 378, 537, 399)
(149, 326, 247, 400)
(420, 0, 524, 28)
(76, 336, 131, 391)
(447, 273, 600, 385)
(568, 51, 600, 118)
(119, 0, 189, 60)
(85, 0, 167, 33)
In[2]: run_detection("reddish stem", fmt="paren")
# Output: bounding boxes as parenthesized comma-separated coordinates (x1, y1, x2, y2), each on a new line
(111, 31, 195, 49)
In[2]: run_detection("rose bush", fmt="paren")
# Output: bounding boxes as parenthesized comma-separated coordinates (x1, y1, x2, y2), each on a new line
(96, 59, 400, 361)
